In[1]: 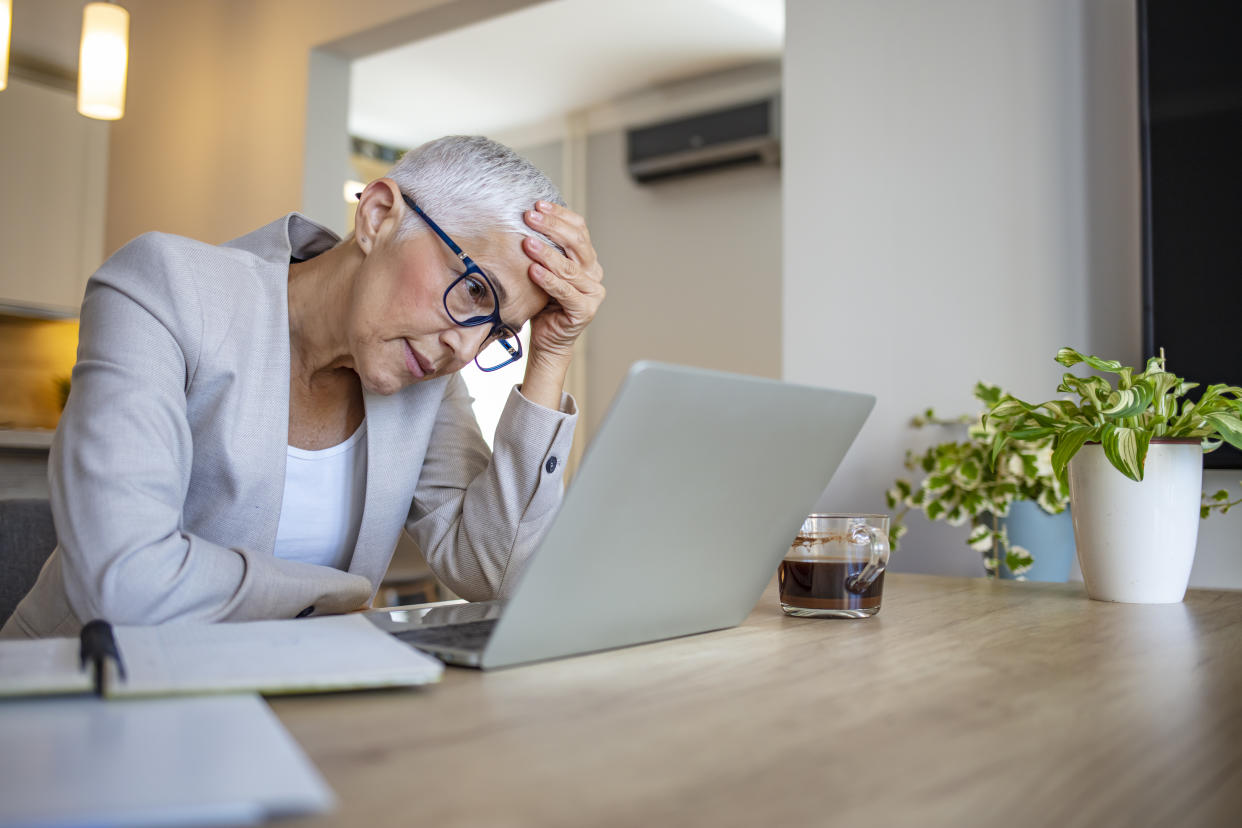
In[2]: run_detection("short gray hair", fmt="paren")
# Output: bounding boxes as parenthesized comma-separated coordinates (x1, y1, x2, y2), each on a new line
(386, 136, 565, 247)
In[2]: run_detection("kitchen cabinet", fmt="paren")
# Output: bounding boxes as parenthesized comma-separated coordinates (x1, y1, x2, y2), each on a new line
(0, 77, 109, 317)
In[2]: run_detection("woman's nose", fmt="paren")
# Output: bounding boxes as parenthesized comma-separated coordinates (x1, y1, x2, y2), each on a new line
(441, 325, 489, 364)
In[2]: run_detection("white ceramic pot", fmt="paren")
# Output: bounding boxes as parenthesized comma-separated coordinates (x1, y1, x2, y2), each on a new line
(1067, 439, 1203, 604)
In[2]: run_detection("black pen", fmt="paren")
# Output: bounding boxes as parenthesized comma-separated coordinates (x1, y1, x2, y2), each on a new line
(79, 620, 127, 697)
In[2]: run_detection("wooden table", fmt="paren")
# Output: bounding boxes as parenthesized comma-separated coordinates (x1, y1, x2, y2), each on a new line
(273, 574, 1242, 827)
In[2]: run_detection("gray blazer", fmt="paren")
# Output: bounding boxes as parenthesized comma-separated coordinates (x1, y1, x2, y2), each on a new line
(2, 214, 577, 639)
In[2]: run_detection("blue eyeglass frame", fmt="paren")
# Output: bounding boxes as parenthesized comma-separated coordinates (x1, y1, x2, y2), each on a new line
(398, 192, 523, 372)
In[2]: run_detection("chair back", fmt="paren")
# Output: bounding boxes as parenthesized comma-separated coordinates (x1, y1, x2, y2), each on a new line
(0, 499, 57, 628)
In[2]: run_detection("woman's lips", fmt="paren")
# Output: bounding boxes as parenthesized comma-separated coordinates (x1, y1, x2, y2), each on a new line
(403, 340, 429, 379)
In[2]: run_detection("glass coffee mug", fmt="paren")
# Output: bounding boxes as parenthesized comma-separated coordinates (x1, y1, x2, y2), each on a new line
(779, 514, 890, 618)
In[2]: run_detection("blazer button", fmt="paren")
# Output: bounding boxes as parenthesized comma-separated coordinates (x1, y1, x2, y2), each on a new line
(296, 606, 315, 618)
(545, 456, 558, 474)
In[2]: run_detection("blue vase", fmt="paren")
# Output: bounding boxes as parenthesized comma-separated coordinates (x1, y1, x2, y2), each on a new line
(996, 501, 1076, 582)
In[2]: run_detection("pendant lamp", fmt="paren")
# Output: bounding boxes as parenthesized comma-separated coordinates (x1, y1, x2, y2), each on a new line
(77, 1, 129, 120)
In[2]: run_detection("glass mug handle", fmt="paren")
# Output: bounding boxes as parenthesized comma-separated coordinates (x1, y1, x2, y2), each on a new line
(845, 525, 890, 595)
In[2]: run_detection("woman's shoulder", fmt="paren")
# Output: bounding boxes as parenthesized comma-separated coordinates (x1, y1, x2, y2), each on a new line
(103, 229, 264, 285)
(92, 225, 287, 325)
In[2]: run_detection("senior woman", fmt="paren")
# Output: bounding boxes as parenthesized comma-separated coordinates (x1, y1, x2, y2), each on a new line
(2, 136, 604, 639)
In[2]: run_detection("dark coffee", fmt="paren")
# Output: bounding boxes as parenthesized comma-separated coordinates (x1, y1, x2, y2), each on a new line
(779, 558, 884, 612)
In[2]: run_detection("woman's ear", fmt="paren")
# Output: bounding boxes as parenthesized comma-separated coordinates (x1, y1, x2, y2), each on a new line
(354, 179, 402, 255)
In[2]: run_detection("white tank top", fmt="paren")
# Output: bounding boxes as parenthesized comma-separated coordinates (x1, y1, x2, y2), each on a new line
(273, 421, 368, 571)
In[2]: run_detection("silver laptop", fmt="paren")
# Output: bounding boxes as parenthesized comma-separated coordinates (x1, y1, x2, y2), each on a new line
(366, 361, 875, 669)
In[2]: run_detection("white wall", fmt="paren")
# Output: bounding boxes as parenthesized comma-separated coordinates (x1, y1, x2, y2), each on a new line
(584, 129, 782, 435)
(783, 0, 1242, 586)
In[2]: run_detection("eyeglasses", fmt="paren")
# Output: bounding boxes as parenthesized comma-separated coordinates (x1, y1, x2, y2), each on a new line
(400, 192, 523, 372)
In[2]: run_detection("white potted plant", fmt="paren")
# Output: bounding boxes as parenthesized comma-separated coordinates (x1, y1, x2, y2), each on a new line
(984, 347, 1242, 603)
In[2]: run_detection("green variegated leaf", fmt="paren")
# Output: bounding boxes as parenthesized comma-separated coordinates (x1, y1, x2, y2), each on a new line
(1042, 400, 1082, 420)
(1052, 425, 1095, 485)
(1194, 384, 1235, 417)
(955, 458, 981, 486)
(926, 499, 946, 522)
(974, 383, 1002, 407)
(1083, 354, 1124, 373)
(1101, 382, 1154, 418)
(1036, 486, 1066, 514)
(885, 490, 898, 509)
(895, 479, 912, 499)
(1005, 545, 1034, 575)
(989, 399, 1029, 420)
(1055, 348, 1085, 367)
(1202, 506, 1212, 519)
(1213, 489, 1230, 502)
(967, 524, 993, 551)
(1153, 391, 1176, 422)
(1009, 427, 1056, 441)
(1199, 384, 1242, 408)
(1058, 374, 1111, 410)
(1057, 348, 1123, 373)
(989, 434, 1011, 471)
(1147, 370, 1181, 398)
(1204, 412, 1242, 451)
(1175, 380, 1200, 396)
(991, 482, 1019, 500)
(1101, 423, 1151, 482)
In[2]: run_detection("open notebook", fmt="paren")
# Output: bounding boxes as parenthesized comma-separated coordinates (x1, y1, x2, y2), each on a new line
(0, 614, 443, 698)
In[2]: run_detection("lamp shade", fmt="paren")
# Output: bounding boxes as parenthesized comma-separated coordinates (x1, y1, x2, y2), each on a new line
(77, 2, 129, 120)
(1, 0, 12, 92)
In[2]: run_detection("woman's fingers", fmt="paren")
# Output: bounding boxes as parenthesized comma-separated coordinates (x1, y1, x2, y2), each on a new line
(530, 262, 604, 318)
(523, 237, 599, 291)
(521, 201, 606, 355)
(525, 202, 600, 271)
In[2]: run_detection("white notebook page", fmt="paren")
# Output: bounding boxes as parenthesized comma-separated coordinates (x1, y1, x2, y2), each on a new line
(0, 636, 94, 697)
(111, 614, 443, 696)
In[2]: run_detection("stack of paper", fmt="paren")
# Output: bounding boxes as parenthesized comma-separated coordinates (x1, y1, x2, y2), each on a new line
(0, 694, 333, 827)
(0, 613, 447, 826)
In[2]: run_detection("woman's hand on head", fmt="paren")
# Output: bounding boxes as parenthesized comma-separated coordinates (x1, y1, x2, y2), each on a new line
(521, 201, 605, 368)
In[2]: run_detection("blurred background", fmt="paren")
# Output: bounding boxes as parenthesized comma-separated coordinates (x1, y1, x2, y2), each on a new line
(1, 0, 1238, 592)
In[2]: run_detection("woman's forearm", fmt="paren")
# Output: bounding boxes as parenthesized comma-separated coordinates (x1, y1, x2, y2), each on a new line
(520, 350, 572, 411)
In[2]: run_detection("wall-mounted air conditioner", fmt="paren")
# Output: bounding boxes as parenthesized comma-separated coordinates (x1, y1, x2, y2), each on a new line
(626, 97, 780, 184)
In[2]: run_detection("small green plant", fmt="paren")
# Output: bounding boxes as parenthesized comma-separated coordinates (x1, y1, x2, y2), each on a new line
(983, 347, 1242, 484)
(1202, 486, 1242, 519)
(886, 383, 1069, 578)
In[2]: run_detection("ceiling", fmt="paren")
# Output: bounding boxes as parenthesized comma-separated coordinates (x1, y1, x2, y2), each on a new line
(6, 0, 783, 149)
(348, 0, 784, 149)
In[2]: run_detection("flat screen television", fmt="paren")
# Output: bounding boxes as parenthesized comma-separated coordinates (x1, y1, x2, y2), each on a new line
(1138, 0, 1242, 469)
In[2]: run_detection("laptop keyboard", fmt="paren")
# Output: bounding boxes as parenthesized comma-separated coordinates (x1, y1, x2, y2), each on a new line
(394, 618, 498, 651)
